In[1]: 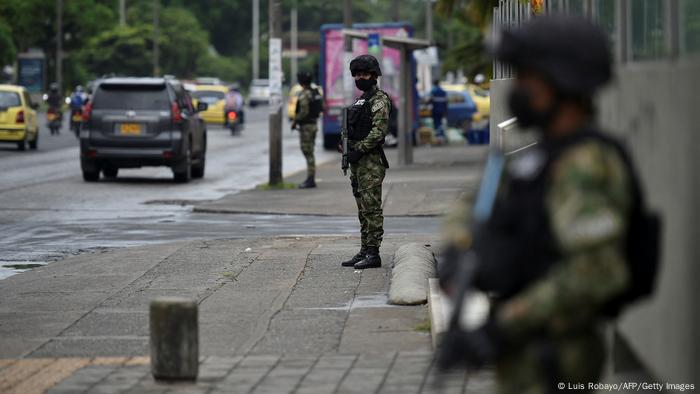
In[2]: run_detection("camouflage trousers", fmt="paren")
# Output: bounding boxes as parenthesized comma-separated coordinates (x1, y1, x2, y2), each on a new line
(496, 328, 606, 394)
(350, 151, 386, 249)
(299, 123, 317, 178)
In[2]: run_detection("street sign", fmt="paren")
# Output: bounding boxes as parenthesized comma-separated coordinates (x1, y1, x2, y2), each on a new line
(368, 33, 381, 55)
(268, 38, 283, 107)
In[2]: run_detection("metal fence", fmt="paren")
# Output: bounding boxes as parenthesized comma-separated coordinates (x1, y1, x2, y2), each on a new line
(492, 0, 534, 79)
(492, 0, 700, 80)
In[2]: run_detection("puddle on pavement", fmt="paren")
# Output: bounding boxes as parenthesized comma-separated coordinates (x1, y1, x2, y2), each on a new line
(304, 293, 398, 311)
(0, 261, 48, 280)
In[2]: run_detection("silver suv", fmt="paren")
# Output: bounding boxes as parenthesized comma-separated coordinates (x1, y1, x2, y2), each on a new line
(80, 78, 207, 183)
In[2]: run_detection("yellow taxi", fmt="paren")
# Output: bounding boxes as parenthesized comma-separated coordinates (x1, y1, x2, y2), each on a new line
(0, 85, 39, 151)
(287, 83, 322, 121)
(191, 85, 228, 125)
(442, 83, 491, 130)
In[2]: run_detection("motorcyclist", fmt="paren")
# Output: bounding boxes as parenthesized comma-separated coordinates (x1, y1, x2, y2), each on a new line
(46, 83, 62, 110)
(69, 86, 85, 132)
(224, 83, 245, 125)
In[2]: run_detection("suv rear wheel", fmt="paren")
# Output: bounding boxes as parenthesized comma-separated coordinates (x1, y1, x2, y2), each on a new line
(173, 145, 192, 183)
(103, 167, 119, 178)
(83, 170, 100, 182)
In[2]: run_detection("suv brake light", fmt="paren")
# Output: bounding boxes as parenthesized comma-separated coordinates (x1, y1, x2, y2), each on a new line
(15, 110, 24, 124)
(171, 102, 183, 123)
(82, 103, 92, 122)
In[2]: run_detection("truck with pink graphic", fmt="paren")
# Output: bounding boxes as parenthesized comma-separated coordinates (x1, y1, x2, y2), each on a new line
(319, 22, 416, 149)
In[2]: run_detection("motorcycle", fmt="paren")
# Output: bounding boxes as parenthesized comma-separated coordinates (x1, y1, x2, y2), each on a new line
(46, 108, 62, 135)
(225, 110, 244, 136)
(70, 108, 83, 137)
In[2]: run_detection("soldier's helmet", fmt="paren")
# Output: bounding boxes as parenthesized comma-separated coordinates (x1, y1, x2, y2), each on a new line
(493, 15, 612, 97)
(350, 55, 382, 77)
(297, 71, 313, 85)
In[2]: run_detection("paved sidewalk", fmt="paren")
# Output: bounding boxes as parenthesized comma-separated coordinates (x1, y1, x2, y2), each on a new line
(0, 145, 495, 393)
(195, 146, 488, 217)
(44, 353, 497, 394)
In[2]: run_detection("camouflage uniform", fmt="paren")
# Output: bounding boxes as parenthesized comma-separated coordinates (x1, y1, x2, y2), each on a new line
(443, 138, 632, 394)
(295, 88, 317, 178)
(349, 85, 391, 250)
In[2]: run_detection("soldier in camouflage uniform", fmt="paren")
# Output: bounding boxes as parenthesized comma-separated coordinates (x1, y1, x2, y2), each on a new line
(340, 55, 391, 270)
(439, 17, 634, 393)
(293, 71, 319, 189)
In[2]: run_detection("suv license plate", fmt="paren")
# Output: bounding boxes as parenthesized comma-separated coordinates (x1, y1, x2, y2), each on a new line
(119, 123, 142, 135)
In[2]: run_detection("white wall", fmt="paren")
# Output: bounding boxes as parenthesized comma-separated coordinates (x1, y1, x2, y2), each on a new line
(598, 60, 700, 383)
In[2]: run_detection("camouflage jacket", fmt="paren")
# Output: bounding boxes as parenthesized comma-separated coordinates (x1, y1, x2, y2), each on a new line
(443, 136, 633, 340)
(350, 86, 391, 153)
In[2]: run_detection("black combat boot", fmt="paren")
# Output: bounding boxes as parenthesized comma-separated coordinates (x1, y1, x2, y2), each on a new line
(341, 248, 366, 267)
(354, 247, 381, 269)
(298, 176, 316, 189)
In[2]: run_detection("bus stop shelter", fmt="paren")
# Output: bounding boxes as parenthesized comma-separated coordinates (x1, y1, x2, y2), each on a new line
(342, 29, 431, 166)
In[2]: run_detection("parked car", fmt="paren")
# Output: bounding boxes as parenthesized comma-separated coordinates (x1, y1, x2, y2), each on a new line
(286, 83, 322, 121)
(0, 84, 39, 151)
(191, 85, 228, 125)
(80, 77, 208, 183)
(467, 84, 490, 132)
(442, 87, 478, 130)
(248, 79, 270, 107)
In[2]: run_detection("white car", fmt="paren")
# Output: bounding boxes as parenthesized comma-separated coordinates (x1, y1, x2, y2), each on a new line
(248, 79, 270, 107)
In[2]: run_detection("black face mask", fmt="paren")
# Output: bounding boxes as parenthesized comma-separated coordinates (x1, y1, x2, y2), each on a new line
(508, 86, 556, 130)
(355, 78, 376, 92)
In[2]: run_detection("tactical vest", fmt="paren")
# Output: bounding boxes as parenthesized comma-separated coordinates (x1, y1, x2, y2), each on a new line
(347, 89, 386, 141)
(473, 142, 559, 300)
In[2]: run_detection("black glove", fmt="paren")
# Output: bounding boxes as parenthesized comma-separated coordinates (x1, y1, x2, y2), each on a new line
(437, 317, 500, 371)
(347, 150, 364, 164)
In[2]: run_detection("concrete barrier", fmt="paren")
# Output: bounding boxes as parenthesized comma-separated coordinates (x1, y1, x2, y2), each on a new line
(388, 243, 437, 305)
(150, 297, 199, 381)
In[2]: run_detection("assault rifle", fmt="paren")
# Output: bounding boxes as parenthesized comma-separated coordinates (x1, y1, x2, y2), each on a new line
(341, 107, 349, 176)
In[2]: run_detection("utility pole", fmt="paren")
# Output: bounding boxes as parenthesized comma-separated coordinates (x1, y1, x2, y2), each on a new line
(119, 0, 126, 26)
(268, 0, 283, 185)
(56, 0, 63, 91)
(343, 0, 353, 106)
(252, 0, 259, 80)
(391, 0, 400, 22)
(426, 0, 433, 42)
(291, 4, 298, 87)
(153, 0, 159, 77)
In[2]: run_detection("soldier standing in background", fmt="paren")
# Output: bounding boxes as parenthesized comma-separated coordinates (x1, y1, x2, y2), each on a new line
(438, 16, 657, 393)
(292, 71, 321, 189)
(340, 55, 391, 270)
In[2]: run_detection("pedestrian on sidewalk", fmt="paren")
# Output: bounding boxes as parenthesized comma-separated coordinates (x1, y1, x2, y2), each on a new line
(292, 71, 322, 189)
(439, 15, 658, 393)
(340, 54, 391, 270)
(429, 79, 448, 142)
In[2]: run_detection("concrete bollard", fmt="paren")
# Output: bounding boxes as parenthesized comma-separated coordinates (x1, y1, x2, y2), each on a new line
(150, 297, 199, 381)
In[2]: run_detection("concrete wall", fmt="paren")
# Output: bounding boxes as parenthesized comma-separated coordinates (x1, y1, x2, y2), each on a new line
(598, 60, 700, 383)
(489, 61, 700, 382)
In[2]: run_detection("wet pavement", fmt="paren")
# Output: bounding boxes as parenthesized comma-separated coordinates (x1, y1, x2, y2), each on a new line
(0, 107, 346, 279)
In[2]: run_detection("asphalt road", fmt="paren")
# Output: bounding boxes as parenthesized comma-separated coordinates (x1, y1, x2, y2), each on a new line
(0, 106, 440, 279)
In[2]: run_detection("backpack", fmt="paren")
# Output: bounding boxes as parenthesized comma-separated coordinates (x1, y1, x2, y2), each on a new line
(546, 131, 662, 316)
(587, 132, 663, 317)
(307, 88, 323, 120)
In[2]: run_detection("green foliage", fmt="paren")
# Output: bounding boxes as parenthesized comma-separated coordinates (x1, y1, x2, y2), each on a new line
(0, 20, 17, 66)
(81, 25, 153, 77)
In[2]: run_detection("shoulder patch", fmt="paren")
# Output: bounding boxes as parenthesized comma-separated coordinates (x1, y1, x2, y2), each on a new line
(371, 99, 385, 113)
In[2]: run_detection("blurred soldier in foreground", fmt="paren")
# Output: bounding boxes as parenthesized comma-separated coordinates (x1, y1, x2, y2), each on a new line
(439, 16, 659, 393)
(292, 71, 323, 189)
(340, 55, 391, 269)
